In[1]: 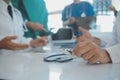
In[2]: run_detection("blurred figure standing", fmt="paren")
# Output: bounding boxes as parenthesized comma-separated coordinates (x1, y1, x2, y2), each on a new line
(109, 5, 118, 17)
(62, 0, 95, 30)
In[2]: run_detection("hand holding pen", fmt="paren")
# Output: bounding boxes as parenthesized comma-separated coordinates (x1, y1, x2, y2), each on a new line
(76, 27, 101, 45)
(76, 27, 93, 42)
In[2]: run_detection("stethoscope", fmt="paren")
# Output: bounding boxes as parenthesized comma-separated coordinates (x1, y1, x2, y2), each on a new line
(44, 54, 74, 63)
(66, 4, 72, 19)
(66, 3, 86, 19)
(43, 49, 76, 63)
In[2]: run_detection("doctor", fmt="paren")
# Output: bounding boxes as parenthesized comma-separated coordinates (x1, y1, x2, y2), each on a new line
(72, 10, 120, 64)
(62, 0, 95, 28)
(0, 0, 47, 53)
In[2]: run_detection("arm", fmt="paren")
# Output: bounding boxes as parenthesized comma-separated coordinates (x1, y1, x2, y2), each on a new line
(0, 36, 28, 50)
(26, 21, 45, 31)
(30, 37, 48, 47)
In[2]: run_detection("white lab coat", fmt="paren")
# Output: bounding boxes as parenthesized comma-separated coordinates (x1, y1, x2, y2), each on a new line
(105, 11, 120, 64)
(0, 1, 31, 53)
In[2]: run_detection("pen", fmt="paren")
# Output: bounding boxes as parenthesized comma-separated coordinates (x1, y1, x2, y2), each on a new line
(74, 31, 83, 37)
(64, 49, 72, 54)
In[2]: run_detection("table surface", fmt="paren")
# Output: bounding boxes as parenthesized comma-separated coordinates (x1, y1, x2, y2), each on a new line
(0, 43, 120, 80)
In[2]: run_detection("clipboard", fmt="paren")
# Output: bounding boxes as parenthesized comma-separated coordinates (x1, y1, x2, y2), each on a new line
(73, 16, 96, 31)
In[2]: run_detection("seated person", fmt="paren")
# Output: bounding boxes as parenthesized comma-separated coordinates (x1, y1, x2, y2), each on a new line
(72, 10, 120, 64)
(0, 0, 47, 53)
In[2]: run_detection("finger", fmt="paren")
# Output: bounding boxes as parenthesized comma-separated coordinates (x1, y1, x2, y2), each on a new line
(37, 38, 47, 45)
(39, 38, 47, 43)
(18, 44, 29, 49)
(82, 50, 95, 60)
(78, 27, 88, 34)
(80, 42, 95, 55)
(10, 43, 29, 50)
(78, 27, 92, 39)
(5, 36, 17, 41)
(88, 54, 99, 64)
(72, 43, 83, 56)
(72, 41, 88, 57)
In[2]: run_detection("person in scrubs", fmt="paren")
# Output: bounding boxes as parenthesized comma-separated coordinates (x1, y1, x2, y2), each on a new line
(11, 0, 49, 39)
(62, 0, 95, 29)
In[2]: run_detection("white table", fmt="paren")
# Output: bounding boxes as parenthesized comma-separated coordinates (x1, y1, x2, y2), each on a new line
(0, 44, 120, 80)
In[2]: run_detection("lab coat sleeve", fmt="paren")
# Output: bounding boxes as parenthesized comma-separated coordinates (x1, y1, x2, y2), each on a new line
(21, 37, 32, 45)
(91, 32, 112, 47)
(106, 44, 120, 64)
(20, 37, 34, 52)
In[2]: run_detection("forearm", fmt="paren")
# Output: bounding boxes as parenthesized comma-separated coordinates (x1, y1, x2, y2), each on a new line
(103, 49, 112, 63)
(25, 21, 34, 28)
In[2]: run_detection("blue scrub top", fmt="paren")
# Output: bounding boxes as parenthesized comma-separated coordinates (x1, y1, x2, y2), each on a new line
(62, 1, 95, 21)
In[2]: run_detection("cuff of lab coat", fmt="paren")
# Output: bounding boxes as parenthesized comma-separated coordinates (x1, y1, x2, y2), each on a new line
(106, 45, 120, 64)
(23, 38, 33, 51)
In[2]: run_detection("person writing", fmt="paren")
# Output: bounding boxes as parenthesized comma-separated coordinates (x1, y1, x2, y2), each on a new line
(72, 10, 120, 64)
(0, 0, 47, 53)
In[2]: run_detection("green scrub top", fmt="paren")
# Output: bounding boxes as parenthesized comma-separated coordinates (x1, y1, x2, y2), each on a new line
(11, 0, 48, 39)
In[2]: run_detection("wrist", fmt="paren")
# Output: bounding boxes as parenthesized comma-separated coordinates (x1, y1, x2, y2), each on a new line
(30, 40, 34, 47)
(63, 20, 70, 27)
(104, 49, 112, 63)
(26, 21, 34, 27)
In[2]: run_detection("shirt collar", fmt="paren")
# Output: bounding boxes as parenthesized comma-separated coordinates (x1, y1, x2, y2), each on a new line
(0, 0, 9, 11)
(0, 0, 13, 11)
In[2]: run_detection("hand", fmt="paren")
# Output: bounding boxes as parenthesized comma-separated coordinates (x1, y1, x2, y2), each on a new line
(72, 40, 112, 64)
(76, 27, 93, 42)
(0, 36, 29, 50)
(69, 17, 76, 24)
(26, 21, 45, 31)
(63, 17, 76, 26)
(30, 37, 48, 47)
(76, 27, 100, 45)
